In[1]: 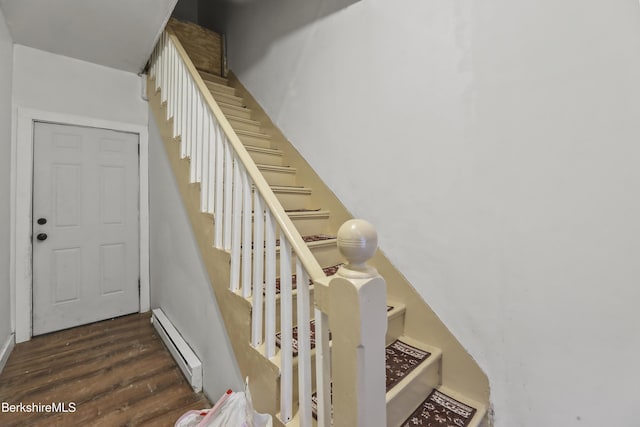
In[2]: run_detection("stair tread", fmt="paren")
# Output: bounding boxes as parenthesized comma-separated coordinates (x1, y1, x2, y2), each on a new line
(218, 100, 250, 112)
(245, 145, 282, 155)
(385, 338, 434, 392)
(275, 304, 397, 356)
(400, 387, 484, 427)
(274, 263, 343, 293)
(309, 336, 440, 421)
(270, 185, 312, 194)
(198, 69, 228, 84)
(204, 80, 235, 94)
(236, 129, 271, 139)
(257, 164, 296, 173)
(228, 116, 262, 126)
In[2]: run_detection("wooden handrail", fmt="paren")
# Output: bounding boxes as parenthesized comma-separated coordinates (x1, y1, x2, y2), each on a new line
(165, 29, 326, 282)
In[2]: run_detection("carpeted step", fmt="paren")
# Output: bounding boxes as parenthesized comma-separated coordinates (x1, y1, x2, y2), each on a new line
(385, 337, 443, 427)
(400, 387, 485, 427)
(310, 336, 439, 422)
(258, 164, 297, 186)
(276, 305, 396, 355)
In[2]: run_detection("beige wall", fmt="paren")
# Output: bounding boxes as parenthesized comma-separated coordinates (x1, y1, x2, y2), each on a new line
(148, 106, 243, 400)
(0, 6, 13, 361)
(205, 1, 640, 425)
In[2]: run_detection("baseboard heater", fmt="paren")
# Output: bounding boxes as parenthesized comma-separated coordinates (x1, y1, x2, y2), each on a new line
(151, 308, 203, 392)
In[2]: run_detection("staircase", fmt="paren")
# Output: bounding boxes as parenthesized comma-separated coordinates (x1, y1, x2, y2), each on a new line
(149, 19, 491, 427)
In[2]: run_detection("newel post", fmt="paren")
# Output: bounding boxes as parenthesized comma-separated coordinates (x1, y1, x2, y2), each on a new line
(330, 219, 387, 427)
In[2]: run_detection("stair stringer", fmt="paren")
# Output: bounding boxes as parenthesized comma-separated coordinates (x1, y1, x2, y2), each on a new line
(149, 83, 288, 422)
(227, 72, 492, 415)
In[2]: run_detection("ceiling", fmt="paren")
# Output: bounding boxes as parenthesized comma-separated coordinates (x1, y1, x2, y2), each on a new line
(0, 0, 178, 73)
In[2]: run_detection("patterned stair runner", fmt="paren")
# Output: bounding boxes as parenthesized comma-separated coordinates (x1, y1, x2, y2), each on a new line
(385, 339, 431, 391)
(274, 263, 342, 293)
(310, 337, 428, 419)
(276, 306, 395, 356)
(400, 389, 477, 427)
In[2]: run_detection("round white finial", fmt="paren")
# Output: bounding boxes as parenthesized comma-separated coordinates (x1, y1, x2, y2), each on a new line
(337, 219, 378, 275)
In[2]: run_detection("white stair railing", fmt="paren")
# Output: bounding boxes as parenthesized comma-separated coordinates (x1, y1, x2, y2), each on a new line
(149, 30, 386, 426)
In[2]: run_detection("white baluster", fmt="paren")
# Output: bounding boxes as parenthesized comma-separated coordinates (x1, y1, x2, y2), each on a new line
(251, 194, 265, 347)
(189, 86, 198, 183)
(200, 105, 210, 212)
(214, 123, 224, 248)
(296, 260, 312, 426)
(264, 210, 277, 358)
(172, 45, 179, 137)
(182, 76, 191, 159)
(180, 65, 188, 158)
(195, 95, 203, 183)
(161, 33, 168, 103)
(175, 60, 182, 138)
(230, 157, 243, 292)
(280, 239, 293, 423)
(223, 138, 233, 251)
(241, 172, 253, 298)
(166, 42, 173, 120)
(206, 115, 215, 214)
(156, 34, 162, 92)
(315, 308, 331, 427)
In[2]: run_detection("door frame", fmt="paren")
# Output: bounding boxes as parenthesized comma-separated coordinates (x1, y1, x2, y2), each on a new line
(11, 107, 150, 343)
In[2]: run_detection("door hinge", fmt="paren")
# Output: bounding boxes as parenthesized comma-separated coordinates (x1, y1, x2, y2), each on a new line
(138, 278, 141, 292)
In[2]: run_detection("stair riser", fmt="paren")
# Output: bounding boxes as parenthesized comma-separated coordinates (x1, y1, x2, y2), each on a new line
(249, 214, 330, 240)
(199, 71, 228, 85)
(212, 91, 244, 107)
(238, 133, 272, 149)
(241, 243, 338, 279)
(259, 168, 297, 187)
(247, 149, 283, 166)
(387, 355, 442, 427)
(205, 80, 235, 96)
(228, 118, 262, 133)
(285, 214, 331, 237)
(274, 191, 312, 211)
(386, 311, 406, 346)
(220, 104, 252, 119)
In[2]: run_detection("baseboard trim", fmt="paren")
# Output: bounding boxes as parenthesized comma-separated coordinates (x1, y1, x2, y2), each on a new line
(151, 309, 203, 392)
(0, 333, 15, 374)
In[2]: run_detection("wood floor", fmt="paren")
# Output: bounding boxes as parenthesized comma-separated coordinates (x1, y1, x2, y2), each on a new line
(0, 313, 210, 427)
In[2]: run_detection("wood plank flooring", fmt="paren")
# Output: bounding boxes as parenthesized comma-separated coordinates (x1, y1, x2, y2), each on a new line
(0, 313, 210, 426)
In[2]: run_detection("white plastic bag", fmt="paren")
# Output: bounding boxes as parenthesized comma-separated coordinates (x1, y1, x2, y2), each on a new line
(174, 409, 210, 427)
(176, 378, 272, 427)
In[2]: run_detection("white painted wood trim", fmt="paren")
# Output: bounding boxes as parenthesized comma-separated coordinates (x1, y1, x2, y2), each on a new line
(0, 333, 15, 374)
(11, 107, 150, 343)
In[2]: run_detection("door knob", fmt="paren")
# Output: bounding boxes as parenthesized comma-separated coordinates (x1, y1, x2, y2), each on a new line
(37, 218, 47, 225)
(36, 233, 48, 241)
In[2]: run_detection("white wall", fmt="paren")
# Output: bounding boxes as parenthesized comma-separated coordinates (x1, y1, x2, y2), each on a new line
(148, 108, 243, 400)
(12, 45, 148, 125)
(0, 6, 14, 363)
(214, 1, 640, 425)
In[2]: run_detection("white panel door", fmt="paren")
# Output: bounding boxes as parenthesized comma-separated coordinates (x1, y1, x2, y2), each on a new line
(32, 122, 140, 335)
